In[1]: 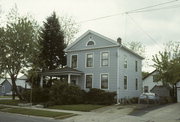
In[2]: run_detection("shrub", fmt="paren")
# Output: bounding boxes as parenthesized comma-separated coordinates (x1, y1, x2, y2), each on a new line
(49, 81, 85, 105)
(85, 88, 116, 105)
(22, 88, 50, 103)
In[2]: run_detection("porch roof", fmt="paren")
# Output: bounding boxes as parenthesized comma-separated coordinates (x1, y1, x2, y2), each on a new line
(39, 67, 84, 76)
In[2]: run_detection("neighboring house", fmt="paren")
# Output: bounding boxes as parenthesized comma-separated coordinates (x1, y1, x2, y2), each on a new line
(0, 75, 30, 96)
(143, 70, 162, 93)
(143, 70, 171, 97)
(177, 82, 180, 102)
(40, 30, 144, 101)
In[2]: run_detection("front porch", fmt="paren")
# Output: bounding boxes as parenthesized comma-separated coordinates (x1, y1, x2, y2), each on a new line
(39, 67, 84, 87)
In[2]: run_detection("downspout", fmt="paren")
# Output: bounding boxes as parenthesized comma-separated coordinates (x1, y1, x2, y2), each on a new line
(116, 44, 122, 104)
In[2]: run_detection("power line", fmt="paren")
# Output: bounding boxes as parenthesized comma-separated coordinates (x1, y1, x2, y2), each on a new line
(127, 14, 164, 49)
(78, 0, 179, 24)
(129, 4, 180, 14)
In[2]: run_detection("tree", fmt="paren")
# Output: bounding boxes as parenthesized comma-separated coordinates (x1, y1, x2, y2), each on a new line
(39, 12, 66, 70)
(0, 8, 38, 100)
(124, 41, 145, 56)
(152, 41, 180, 97)
(59, 16, 79, 45)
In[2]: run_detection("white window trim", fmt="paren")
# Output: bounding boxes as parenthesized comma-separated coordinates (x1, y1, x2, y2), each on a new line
(135, 78, 138, 90)
(70, 54, 78, 68)
(85, 73, 93, 89)
(100, 73, 109, 90)
(100, 51, 110, 67)
(135, 60, 138, 72)
(85, 52, 94, 68)
(86, 40, 96, 46)
(124, 55, 128, 69)
(124, 75, 128, 90)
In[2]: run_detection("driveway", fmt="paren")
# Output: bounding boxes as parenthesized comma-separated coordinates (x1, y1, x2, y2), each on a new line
(130, 103, 180, 122)
(62, 103, 180, 122)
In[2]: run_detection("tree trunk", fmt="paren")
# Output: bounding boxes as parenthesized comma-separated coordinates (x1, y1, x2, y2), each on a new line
(11, 75, 23, 100)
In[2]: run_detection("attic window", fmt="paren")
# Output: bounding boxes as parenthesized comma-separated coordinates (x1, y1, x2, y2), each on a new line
(87, 41, 94, 46)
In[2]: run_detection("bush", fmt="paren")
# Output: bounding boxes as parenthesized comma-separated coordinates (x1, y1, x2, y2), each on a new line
(49, 81, 85, 105)
(22, 88, 50, 103)
(85, 88, 116, 105)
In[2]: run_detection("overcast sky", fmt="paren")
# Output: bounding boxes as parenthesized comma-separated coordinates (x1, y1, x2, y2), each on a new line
(1, 0, 180, 72)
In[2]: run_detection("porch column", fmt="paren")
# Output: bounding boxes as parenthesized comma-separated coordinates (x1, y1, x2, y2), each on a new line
(40, 76, 43, 87)
(68, 74, 71, 84)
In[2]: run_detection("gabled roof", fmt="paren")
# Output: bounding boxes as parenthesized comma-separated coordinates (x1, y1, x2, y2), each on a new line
(64, 30, 119, 52)
(143, 70, 157, 80)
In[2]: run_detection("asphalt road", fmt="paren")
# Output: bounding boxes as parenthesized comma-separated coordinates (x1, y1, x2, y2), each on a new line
(130, 103, 180, 122)
(0, 112, 61, 122)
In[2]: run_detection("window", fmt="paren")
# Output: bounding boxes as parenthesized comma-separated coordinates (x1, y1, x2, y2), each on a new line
(86, 75, 92, 88)
(124, 76, 127, 90)
(144, 86, 149, 93)
(135, 78, 138, 90)
(101, 52, 109, 67)
(153, 75, 159, 82)
(101, 74, 108, 89)
(124, 56, 127, 68)
(71, 55, 77, 68)
(135, 61, 138, 72)
(2, 86, 5, 93)
(86, 53, 93, 67)
(87, 41, 94, 46)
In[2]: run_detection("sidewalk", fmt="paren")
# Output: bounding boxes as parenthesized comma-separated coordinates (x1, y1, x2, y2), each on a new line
(0, 104, 86, 115)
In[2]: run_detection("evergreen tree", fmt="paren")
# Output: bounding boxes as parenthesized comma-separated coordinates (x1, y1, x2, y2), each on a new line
(39, 12, 66, 70)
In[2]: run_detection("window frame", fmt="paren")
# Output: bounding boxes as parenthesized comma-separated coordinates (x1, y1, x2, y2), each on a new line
(135, 78, 138, 90)
(70, 54, 78, 68)
(85, 53, 94, 68)
(124, 55, 127, 68)
(124, 76, 128, 90)
(100, 51, 110, 67)
(85, 74, 93, 89)
(100, 73, 109, 90)
(135, 61, 138, 72)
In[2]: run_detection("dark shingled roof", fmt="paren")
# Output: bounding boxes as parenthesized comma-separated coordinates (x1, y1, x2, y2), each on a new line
(39, 67, 84, 76)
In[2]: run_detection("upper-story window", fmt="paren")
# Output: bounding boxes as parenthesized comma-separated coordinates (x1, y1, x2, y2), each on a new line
(124, 55, 127, 68)
(135, 61, 138, 72)
(86, 53, 93, 67)
(71, 55, 77, 68)
(87, 41, 94, 46)
(101, 52, 109, 67)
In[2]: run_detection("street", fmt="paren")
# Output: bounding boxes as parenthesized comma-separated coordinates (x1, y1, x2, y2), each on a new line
(0, 112, 61, 122)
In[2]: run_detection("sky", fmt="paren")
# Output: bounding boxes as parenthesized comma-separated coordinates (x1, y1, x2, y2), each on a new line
(0, 0, 180, 72)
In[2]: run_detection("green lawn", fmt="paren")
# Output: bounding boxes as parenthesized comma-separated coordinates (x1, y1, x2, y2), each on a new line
(0, 96, 12, 98)
(0, 100, 20, 106)
(49, 104, 106, 112)
(0, 107, 74, 119)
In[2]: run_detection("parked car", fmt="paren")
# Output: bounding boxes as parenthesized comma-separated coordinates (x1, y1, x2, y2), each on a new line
(139, 92, 160, 104)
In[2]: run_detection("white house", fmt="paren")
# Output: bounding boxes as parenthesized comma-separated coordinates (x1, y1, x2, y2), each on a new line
(0, 75, 30, 96)
(143, 70, 162, 93)
(40, 30, 144, 102)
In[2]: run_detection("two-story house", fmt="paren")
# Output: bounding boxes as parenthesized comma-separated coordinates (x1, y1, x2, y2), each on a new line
(40, 30, 144, 102)
(65, 30, 143, 100)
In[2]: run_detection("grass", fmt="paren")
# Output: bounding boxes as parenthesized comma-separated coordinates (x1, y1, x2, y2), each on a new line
(49, 104, 106, 112)
(0, 96, 12, 98)
(0, 100, 20, 106)
(0, 107, 74, 119)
